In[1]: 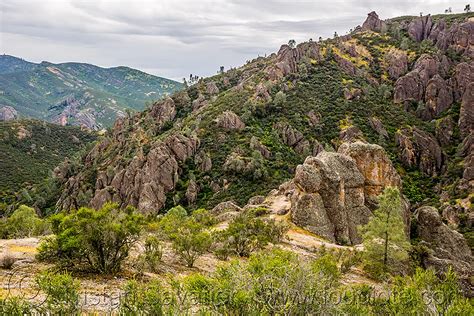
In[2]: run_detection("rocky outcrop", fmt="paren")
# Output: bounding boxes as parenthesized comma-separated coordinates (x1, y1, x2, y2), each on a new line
(408, 15, 433, 42)
(289, 142, 405, 244)
(0, 105, 18, 121)
(421, 75, 453, 120)
(339, 142, 401, 206)
(275, 122, 310, 155)
(459, 82, 474, 139)
(216, 111, 245, 131)
(185, 180, 199, 205)
(385, 48, 408, 80)
(435, 116, 455, 147)
(415, 206, 474, 296)
(452, 62, 474, 102)
(192, 95, 209, 111)
(362, 11, 386, 32)
(394, 54, 455, 120)
(149, 97, 176, 128)
(206, 81, 219, 95)
(396, 127, 444, 176)
(58, 133, 200, 214)
(368, 117, 388, 139)
(195, 151, 212, 172)
(265, 42, 320, 80)
(250, 136, 271, 159)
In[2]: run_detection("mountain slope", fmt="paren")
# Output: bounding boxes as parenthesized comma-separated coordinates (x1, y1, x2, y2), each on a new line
(0, 119, 97, 212)
(11, 10, 473, 289)
(0, 56, 182, 129)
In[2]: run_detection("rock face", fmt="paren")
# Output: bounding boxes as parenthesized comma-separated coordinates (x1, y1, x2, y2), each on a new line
(385, 48, 408, 80)
(422, 75, 453, 120)
(265, 41, 321, 80)
(362, 11, 386, 32)
(290, 142, 405, 245)
(459, 82, 474, 139)
(0, 106, 18, 121)
(58, 132, 200, 214)
(216, 111, 245, 131)
(275, 122, 310, 155)
(408, 15, 433, 42)
(149, 97, 176, 128)
(396, 127, 444, 176)
(435, 116, 455, 147)
(185, 180, 199, 205)
(415, 206, 474, 296)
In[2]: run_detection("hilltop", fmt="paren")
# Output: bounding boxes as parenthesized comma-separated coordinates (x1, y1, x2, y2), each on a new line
(0, 55, 182, 129)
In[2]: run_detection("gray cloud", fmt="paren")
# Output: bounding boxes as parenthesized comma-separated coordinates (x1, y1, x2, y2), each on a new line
(0, 0, 461, 80)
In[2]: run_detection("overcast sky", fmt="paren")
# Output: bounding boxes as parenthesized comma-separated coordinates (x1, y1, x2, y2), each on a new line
(0, 0, 466, 80)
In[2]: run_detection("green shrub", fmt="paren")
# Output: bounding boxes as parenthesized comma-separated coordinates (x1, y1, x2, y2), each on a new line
(0, 297, 32, 315)
(0, 205, 50, 238)
(35, 271, 80, 315)
(159, 206, 213, 267)
(219, 210, 288, 257)
(142, 235, 163, 272)
(37, 203, 144, 274)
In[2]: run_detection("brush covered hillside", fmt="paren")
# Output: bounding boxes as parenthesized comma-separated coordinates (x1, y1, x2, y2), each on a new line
(0, 55, 182, 129)
(7, 10, 474, 300)
(0, 120, 96, 213)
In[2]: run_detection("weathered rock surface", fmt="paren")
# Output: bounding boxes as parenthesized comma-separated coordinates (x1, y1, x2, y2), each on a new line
(396, 127, 444, 176)
(368, 117, 388, 139)
(385, 48, 408, 80)
(195, 151, 212, 172)
(415, 206, 474, 296)
(362, 11, 386, 32)
(408, 15, 433, 42)
(206, 81, 219, 95)
(289, 142, 405, 245)
(275, 122, 310, 155)
(435, 116, 455, 147)
(185, 180, 199, 205)
(459, 82, 474, 139)
(265, 42, 321, 80)
(421, 74, 453, 120)
(250, 136, 271, 159)
(216, 111, 245, 131)
(0, 105, 18, 121)
(58, 133, 200, 214)
(149, 97, 176, 128)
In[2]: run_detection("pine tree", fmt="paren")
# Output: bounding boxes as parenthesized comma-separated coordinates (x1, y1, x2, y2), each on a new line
(359, 187, 410, 279)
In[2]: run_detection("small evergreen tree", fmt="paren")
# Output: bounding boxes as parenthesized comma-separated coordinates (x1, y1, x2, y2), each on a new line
(359, 187, 410, 279)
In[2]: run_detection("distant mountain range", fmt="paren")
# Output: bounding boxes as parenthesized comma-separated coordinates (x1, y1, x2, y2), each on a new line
(0, 55, 182, 129)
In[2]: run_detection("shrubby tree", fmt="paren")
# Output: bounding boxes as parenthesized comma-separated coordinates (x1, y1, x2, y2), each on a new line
(288, 39, 296, 48)
(0, 205, 50, 238)
(158, 207, 214, 267)
(37, 203, 144, 274)
(35, 271, 80, 314)
(359, 187, 410, 279)
(217, 209, 288, 257)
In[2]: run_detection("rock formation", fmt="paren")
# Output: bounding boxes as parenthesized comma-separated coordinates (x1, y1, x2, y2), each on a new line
(0, 106, 18, 121)
(408, 15, 433, 42)
(396, 127, 443, 176)
(216, 111, 245, 131)
(288, 142, 405, 245)
(362, 11, 386, 32)
(415, 206, 474, 296)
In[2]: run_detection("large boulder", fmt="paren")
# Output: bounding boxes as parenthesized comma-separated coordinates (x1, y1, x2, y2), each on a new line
(338, 142, 401, 205)
(149, 97, 176, 128)
(290, 142, 406, 245)
(415, 206, 474, 296)
(275, 122, 310, 155)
